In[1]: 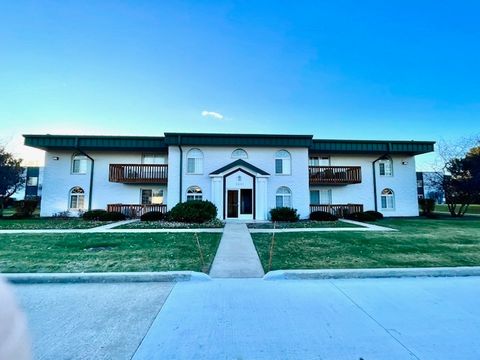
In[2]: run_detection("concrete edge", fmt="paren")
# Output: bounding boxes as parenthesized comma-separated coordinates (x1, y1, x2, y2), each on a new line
(263, 266, 480, 280)
(3, 271, 212, 284)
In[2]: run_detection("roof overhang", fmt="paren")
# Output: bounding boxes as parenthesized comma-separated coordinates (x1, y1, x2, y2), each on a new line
(310, 139, 435, 155)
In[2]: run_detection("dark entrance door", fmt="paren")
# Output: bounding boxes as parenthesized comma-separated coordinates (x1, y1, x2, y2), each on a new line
(240, 189, 253, 215)
(227, 190, 239, 218)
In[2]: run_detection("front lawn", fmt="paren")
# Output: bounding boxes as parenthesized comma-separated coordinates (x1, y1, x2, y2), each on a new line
(0, 218, 108, 230)
(252, 216, 480, 271)
(115, 219, 225, 229)
(0, 232, 221, 273)
(247, 220, 361, 229)
(435, 204, 480, 214)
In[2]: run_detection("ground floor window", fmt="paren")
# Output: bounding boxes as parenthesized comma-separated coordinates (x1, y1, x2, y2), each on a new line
(381, 188, 395, 209)
(310, 189, 332, 205)
(276, 186, 292, 207)
(186, 186, 202, 201)
(141, 189, 164, 205)
(69, 187, 85, 209)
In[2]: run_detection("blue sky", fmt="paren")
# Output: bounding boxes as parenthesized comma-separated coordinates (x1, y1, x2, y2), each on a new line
(1, 1, 479, 168)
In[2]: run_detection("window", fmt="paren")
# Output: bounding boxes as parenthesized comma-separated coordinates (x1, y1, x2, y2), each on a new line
(309, 156, 330, 166)
(187, 149, 203, 174)
(310, 189, 332, 205)
(231, 148, 248, 159)
(275, 150, 291, 175)
(141, 189, 164, 205)
(142, 154, 166, 164)
(186, 186, 202, 201)
(27, 176, 38, 186)
(72, 154, 88, 174)
(379, 158, 393, 176)
(69, 187, 85, 210)
(276, 186, 292, 208)
(381, 188, 395, 210)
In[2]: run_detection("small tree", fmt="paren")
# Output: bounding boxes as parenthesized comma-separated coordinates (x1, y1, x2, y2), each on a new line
(0, 147, 25, 217)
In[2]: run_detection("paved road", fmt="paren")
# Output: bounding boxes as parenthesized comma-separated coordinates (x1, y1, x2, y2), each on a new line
(12, 276, 480, 359)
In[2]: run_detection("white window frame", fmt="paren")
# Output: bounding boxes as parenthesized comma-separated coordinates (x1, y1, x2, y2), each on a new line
(380, 188, 395, 210)
(186, 186, 203, 201)
(71, 154, 88, 175)
(186, 149, 204, 174)
(275, 186, 292, 208)
(310, 189, 332, 205)
(141, 189, 164, 205)
(142, 153, 166, 165)
(69, 187, 85, 210)
(379, 158, 393, 176)
(275, 150, 291, 175)
(231, 148, 248, 159)
(309, 156, 330, 166)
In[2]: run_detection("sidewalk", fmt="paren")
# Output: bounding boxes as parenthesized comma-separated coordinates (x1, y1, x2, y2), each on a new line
(209, 223, 264, 278)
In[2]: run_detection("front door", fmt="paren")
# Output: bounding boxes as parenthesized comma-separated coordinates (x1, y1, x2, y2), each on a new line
(227, 190, 239, 218)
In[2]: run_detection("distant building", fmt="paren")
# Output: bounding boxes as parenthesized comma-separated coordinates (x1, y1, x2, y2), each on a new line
(416, 171, 445, 204)
(25, 166, 43, 199)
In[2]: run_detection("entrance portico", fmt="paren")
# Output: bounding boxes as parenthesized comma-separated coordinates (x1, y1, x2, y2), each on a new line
(210, 159, 270, 221)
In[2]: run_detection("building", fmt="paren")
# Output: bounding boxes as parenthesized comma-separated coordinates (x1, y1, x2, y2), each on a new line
(23, 133, 435, 219)
(416, 171, 445, 204)
(24, 166, 43, 199)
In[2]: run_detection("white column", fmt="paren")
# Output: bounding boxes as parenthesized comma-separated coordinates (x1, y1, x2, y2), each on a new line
(256, 177, 268, 220)
(211, 176, 223, 219)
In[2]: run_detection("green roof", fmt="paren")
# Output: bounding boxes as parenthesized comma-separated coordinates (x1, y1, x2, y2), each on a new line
(23, 133, 435, 155)
(210, 159, 270, 176)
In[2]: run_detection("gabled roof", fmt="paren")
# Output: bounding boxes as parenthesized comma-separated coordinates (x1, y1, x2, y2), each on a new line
(210, 159, 270, 176)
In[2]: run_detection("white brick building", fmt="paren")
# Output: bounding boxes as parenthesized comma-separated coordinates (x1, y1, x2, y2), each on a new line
(24, 133, 434, 220)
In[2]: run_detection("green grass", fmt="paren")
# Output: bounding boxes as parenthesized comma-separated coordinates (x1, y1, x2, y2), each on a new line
(247, 220, 361, 229)
(435, 204, 480, 214)
(0, 232, 222, 273)
(252, 216, 480, 271)
(0, 218, 108, 229)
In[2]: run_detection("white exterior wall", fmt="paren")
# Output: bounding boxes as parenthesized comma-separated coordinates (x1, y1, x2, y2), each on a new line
(309, 154, 419, 216)
(40, 150, 167, 216)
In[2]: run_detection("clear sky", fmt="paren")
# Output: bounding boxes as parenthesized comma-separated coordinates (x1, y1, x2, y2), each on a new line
(1, 1, 479, 168)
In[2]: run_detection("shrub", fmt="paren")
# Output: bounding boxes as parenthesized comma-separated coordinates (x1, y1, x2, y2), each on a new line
(363, 210, 384, 220)
(13, 199, 38, 218)
(419, 198, 436, 215)
(83, 209, 126, 221)
(270, 207, 300, 222)
(345, 211, 377, 222)
(140, 211, 165, 221)
(168, 200, 217, 223)
(309, 211, 338, 221)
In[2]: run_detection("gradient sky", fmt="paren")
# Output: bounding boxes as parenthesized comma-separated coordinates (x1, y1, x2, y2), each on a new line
(1, 1, 479, 168)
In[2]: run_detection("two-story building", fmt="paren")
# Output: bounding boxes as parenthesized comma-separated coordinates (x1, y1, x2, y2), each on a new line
(23, 133, 435, 219)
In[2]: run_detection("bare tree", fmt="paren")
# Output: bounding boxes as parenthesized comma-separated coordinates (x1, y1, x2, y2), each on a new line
(0, 146, 25, 217)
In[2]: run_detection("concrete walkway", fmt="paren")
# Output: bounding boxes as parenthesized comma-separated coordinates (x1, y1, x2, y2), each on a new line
(249, 219, 396, 233)
(209, 223, 265, 278)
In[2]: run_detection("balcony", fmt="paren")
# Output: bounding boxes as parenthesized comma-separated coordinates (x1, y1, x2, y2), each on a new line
(309, 166, 361, 185)
(310, 204, 364, 217)
(107, 204, 167, 218)
(109, 164, 168, 184)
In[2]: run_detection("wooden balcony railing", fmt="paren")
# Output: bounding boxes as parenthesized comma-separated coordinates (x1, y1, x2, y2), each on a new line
(309, 166, 361, 185)
(107, 204, 167, 218)
(109, 164, 168, 184)
(310, 204, 364, 217)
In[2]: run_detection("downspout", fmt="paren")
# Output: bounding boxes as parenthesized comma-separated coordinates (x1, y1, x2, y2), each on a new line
(372, 143, 391, 212)
(75, 137, 94, 211)
(177, 135, 183, 203)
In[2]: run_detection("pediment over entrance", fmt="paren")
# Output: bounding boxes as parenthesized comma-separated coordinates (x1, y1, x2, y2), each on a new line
(209, 159, 270, 176)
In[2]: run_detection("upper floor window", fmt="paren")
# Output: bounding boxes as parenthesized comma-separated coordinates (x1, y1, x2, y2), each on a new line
(141, 189, 164, 205)
(275, 150, 291, 175)
(27, 176, 38, 186)
(69, 186, 85, 210)
(142, 154, 166, 165)
(276, 186, 292, 208)
(231, 148, 248, 159)
(187, 148, 203, 174)
(379, 158, 393, 176)
(309, 156, 330, 166)
(72, 154, 87, 174)
(186, 186, 202, 201)
(381, 188, 395, 209)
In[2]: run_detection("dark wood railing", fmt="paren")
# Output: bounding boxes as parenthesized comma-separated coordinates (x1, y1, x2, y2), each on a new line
(107, 204, 167, 218)
(309, 166, 361, 185)
(109, 164, 168, 184)
(310, 204, 364, 217)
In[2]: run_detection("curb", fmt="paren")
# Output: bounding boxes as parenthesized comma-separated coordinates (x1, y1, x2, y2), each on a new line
(263, 266, 480, 280)
(4, 271, 211, 284)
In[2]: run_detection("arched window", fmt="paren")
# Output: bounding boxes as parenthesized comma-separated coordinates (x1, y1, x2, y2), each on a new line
(381, 188, 395, 209)
(275, 150, 291, 175)
(231, 148, 248, 159)
(72, 154, 88, 174)
(379, 157, 393, 176)
(186, 186, 203, 201)
(276, 186, 292, 208)
(187, 148, 203, 174)
(69, 187, 85, 209)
